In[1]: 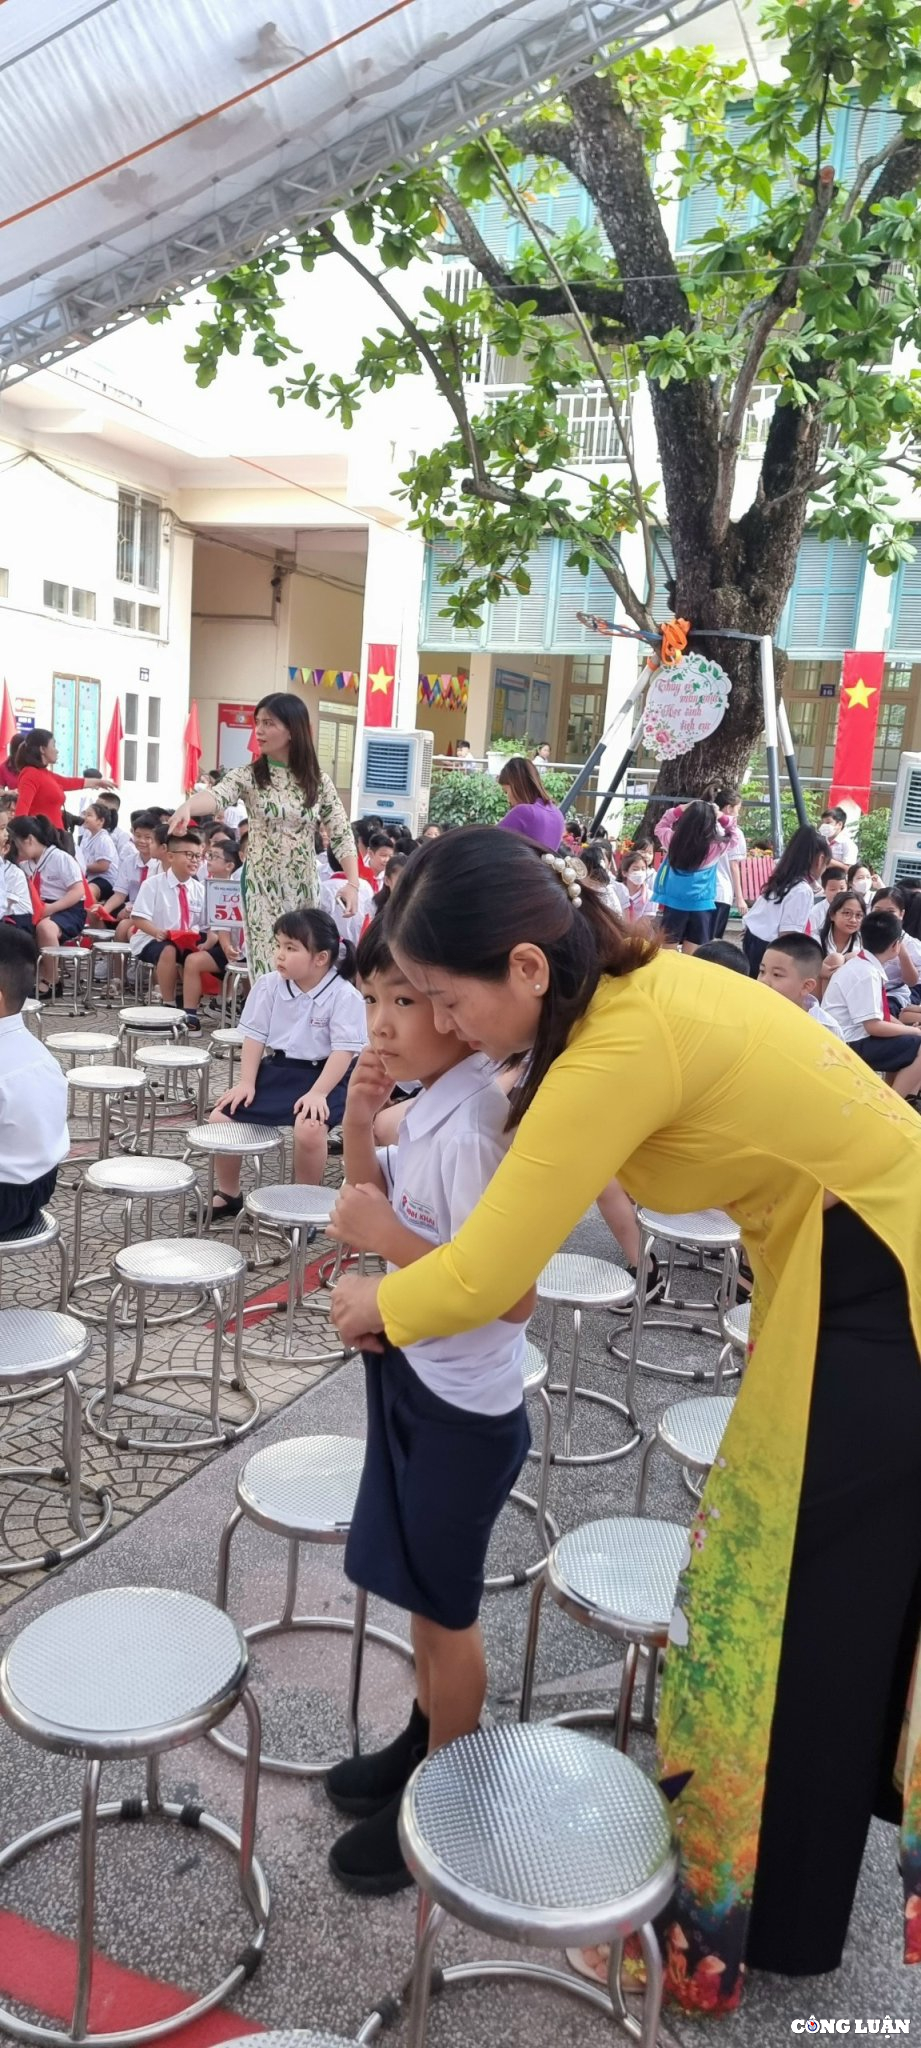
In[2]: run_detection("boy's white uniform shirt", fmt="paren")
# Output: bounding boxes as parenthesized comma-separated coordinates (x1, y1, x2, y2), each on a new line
(320, 875, 374, 949)
(113, 847, 159, 905)
(0, 1014, 69, 1183)
(239, 968, 367, 1059)
(377, 1053, 526, 1417)
(803, 995, 845, 1039)
(823, 950, 888, 1044)
(128, 869, 205, 956)
(0, 860, 31, 920)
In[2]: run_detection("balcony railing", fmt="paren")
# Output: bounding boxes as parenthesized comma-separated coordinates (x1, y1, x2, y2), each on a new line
(481, 383, 624, 466)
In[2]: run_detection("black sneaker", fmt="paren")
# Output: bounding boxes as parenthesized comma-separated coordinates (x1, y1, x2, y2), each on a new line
(184, 1013, 202, 1035)
(325, 1700, 429, 1818)
(328, 1790, 413, 1896)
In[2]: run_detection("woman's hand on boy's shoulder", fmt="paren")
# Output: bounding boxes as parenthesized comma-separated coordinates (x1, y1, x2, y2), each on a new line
(345, 1047, 393, 1122)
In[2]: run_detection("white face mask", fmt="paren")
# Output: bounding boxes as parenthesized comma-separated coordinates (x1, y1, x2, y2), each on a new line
(854, 879, 872, 901)
(626, 870, 646, 889)
(820, 822, 837, 840)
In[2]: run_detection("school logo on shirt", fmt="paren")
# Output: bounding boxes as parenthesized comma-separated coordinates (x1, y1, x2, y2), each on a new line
(399, 1190, 439, 1237)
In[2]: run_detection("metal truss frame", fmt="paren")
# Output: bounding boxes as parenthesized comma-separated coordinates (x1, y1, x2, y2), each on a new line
(0, 0, 722, 383)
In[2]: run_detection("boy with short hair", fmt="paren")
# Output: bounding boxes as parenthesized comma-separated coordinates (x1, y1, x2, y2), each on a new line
(0, 927, 69, 1232)
(820, 807, 858, 866)
(823, 910, 921, 1095)
(758, 932, 845, 1037)
(129, 830, 205, 1004)
(323, 915, 533, 1896)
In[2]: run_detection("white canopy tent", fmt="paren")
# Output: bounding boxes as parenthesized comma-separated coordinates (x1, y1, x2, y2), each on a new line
(1, 0, 720, 383)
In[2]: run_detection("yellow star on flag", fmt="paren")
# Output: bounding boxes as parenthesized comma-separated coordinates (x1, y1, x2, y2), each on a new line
(844, 677, 876, 709)
(369, 666, 393, 694)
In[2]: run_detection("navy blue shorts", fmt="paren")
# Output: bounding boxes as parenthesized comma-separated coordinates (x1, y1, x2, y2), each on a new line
(137, 937, 173, 965)
(227, 1051, 354, 1128)
(660, 905, 716, 946)
(345, 1347, 530, 1630)
(854, 1033, 921, 1074)
(47, 904, 86, 941)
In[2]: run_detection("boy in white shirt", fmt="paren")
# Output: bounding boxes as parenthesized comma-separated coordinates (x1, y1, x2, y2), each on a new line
(758, 933, 846, 1038)
(323, 916, 533, 1896)
(129, 830, 205, 1004)
(820, 806, 859, 867)
(0, 928, 69, 1232)
(823, 909, 921, 1096)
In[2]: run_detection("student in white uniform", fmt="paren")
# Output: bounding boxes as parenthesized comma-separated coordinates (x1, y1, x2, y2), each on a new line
(0, 828, 33, 931)
(128, 831, 205, 1004)
(321, 871, 375, 948)
(0, 927, 69, 1232)
(823, 909, 921, 1097)
(7, 817, 87, 980)
(757, 933, 846, 1037)
(76, 802, 120, 900)
(207, 906, 366, 1216)
(820, 806, 859, 867)
(742, 824, 827, 975)
(712, 784, 748, 936)
(321, 916, 532, 1896)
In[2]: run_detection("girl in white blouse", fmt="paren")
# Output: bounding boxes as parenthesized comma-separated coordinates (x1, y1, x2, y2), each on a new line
(208, 906, 367, 1217)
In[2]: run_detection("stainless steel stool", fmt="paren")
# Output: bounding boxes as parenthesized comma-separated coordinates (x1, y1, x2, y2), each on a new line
(220, 962, 250, 1027)
(224, 2037, 356, 2048)
(0, 1309, 111, 1575)
(233, 1184, 342, 1359)
(184, 1120, 286, 1225)
(611, 1209, 741, 1399)
(484, 1341, 559, 1594)
(0, 1585, 269, 2047)
(716, 1297, 751, 1389)
(117, 1004, 188, 1065)
(375, 1725, 675, 2048)
(71, 1157, 203, 1319)
(46, 1030, 120, 1069)
(210, 1026, 245, 1083)
(129, 1043, 212, 1149)
(0, 1208, 68, 1311)
(536, 1255, 640, 1466)
(212, 1434, 412, 1778)
(66, 1064, 151, 1160)
(635, 1393, 735, 1512)
(88, 1239, 259, 1453)
(90, 938, 133, 1003)
(519, 1516, 686, 1749)
(36, 945, 93, 1015)
(22, 998, 44, 1039)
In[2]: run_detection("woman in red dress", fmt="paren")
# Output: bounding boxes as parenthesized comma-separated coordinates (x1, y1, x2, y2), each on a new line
(14, 731, 99, 833)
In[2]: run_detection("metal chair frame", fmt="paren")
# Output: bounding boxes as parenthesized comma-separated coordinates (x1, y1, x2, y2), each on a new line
(0, 1309, 111, 1576)
(88, 1241, 258, 1454)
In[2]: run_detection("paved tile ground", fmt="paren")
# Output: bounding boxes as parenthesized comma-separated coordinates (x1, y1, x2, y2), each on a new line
(0, 982, 912, 2046)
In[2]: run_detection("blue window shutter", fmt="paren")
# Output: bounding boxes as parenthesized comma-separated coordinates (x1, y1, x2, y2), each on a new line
(552, 548, 620, 646)
(832, 102, 901, 185)
(420, 542, 487, 650)
(778, 535, 865, 655)
(888, 546, 921, 654)
(675, 104, 757, 249)
(486, 538, 554, 648)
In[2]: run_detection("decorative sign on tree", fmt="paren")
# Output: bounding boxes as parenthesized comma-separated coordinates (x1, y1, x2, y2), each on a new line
(642, 654, 732, 763)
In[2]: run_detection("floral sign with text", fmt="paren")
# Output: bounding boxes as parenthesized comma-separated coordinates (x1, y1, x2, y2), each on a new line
(643, 653, 732, 762)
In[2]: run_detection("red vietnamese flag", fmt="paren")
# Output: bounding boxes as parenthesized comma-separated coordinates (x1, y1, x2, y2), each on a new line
(364, 643, 397, 729)
(182, 701, 202, 793)
(102, 700, 123, 784)
(830, 651, 884, 810)
(0, 681, 16, 759)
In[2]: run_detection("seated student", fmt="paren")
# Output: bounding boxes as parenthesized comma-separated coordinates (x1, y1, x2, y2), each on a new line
(94, 789, 132, 858)
(321, 868, 375, 949)
(817, 888, 864, 993)
(869, 885, 921, 1015)
(819, 805, 858, 866)
(0, 927, 69, 1232)
(370, 853, 406, 917)
(365, 831, 395, 890)
(128, 829, 205, 1005)
(323, 915, 533, 1894)
(617, 850, 655, 922)
(103, 812, 161, 928)
(817, 861, 848, 910)
(208, 907, 366, 1215)
(76, 801, 120, 902)
(758, 932, 845, 1036)
(178, 837, 246, 1031)
(693, 938, 750, 973)
(0, 818, 33, 931)
(823, 909, 921, 1096)
(7, 815, 86, 990)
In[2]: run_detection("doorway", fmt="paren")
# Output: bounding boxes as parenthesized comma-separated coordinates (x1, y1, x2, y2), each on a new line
(52, 674, 100, 776)
(316, 703, 357, 810)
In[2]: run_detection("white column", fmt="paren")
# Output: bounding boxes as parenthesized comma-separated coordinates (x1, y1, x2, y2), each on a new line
(354, 525, 426, 773)
(594, 532, 648, 829)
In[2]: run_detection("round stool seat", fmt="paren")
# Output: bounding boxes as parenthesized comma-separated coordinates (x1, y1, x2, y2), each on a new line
(38, 946, 87, 961)
(400, 1724, 675, 1943)
(221, 2037, 357, 2048)
(92, 939, 132, 953)
(0, 1207, 59, 1256)
(67, 1063, 147, 1093)
(210, 1027, 245, 1048)
(46, 1032, 119, 1058)
(244, 1184, 335, 1225)
(114, 1237, 244, 1290)
(134, 1044, 211, 1070)
(118, 1006, 187, 1029)
(537, 1253, 635, 1307)
(236, 1435, 365, 1538)
(85, 1157, 198, 1197)
(0, 1309, 89, 1383)
(723, 1299, 751, 1347)
(637, 1206, 740, 1248)
(548, 1517, 686, 1636)
(523, 1339, 548, 1392)
(658, 1393, 735, 1468)
(0, 1586, 246, 1756)
(186, 1120, 282, 1153)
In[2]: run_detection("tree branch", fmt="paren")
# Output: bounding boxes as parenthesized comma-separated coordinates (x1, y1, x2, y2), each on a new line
(480, 132, 654, 627)
(496, 120, 578, 171)
(458, 473, 640, 619)
(842, 129, 912, 222)
(714, 168, 835, 533)
(434, 182, 511, 287)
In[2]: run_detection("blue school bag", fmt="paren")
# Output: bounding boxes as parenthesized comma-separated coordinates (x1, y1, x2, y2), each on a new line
(652, 854, 717, 912)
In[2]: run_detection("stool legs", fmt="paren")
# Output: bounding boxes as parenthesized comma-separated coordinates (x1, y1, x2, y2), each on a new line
(74, 1760, 101, 2040)
(519, 1576, 546, 1721)
(406, 1896, 447, 2048)
(92, 1272, 258, 1452)
(541, 1302, 641, 1468)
